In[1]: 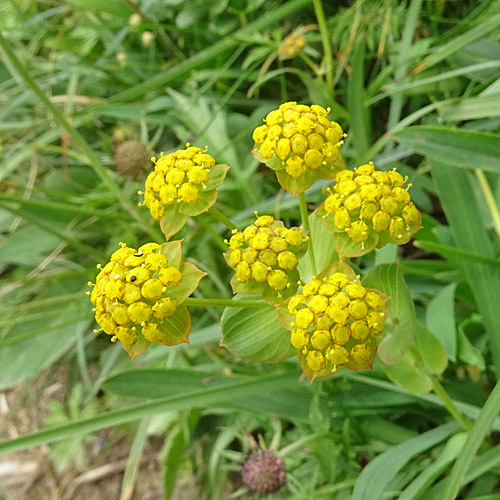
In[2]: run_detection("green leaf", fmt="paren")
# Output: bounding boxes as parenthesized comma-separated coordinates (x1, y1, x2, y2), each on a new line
(362, 262, 416, 364)
(157, 304, 191, 346)
(414, 321, 448, 376)
(177, 189, 218, 216)
(298, 211, 338, 280)
(334, 228, 379, 259)
(168, 262, 207, 304)
(160, 240, 182, 268)
(205, 164, 230, 190)
(160, 205, 190, 240)
(457, 319, 485, 370)
(394, 126, 500, 173)
(0, 373, 300, 454)
(377, 350, 433, 393)
(425, 282, 457, 361)
(221, 295, 295, 363)
(122, 334, 150, 360)
(352, 421, 460, 500)
(431, 160, 500, 376)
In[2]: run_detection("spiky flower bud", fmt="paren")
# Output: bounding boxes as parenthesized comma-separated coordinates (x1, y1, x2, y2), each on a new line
(113, 140, 151, 179)
(241, 449, 285, 495)
(252, 102, 345, 194)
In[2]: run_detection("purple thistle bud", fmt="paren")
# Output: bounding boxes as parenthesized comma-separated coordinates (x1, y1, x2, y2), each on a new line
(241, 449, 285, 494)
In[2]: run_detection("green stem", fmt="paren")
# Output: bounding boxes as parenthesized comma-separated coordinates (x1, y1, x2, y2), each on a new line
(312, 0, 334, 90)
(0, 33, 159, 242)
(185, 298, 270, 308)
(208, 206, 238, 231)
(299, 192, 317, 276)
(475, 170, 500, 238)
(430, 375, 472, 432)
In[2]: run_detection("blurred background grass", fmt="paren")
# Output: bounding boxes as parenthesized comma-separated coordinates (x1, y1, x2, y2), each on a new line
(1, 0, 500, 499)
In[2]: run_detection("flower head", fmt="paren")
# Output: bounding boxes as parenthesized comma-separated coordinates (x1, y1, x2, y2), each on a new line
(140, 145, 228, 239)
(252, 102, 345, 194)
(224, 215, 308, 303)
(278, 32, 306, 60)
(87, 241, 205, 358)
(284, 269, 388, 381)
(241, 449, 285, 494)
(319, 162, 422, 256)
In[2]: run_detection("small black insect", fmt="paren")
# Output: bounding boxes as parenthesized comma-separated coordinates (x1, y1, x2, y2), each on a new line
(130, 276, 137, 282)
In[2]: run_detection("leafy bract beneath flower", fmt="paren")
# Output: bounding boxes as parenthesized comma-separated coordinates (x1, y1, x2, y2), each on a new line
(140, 145, 229, 239)
(317, 162, 422, 257)
(224, 215, 308, 304)
(252, 102, 345, 195)
(87, 241, 206, 359)
(278, 263, 389, 381)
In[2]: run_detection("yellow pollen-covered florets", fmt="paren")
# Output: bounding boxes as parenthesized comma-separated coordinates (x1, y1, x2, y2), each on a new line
(225, 215, 307, 299)
(252, 102, 345, 186)
(287, 271, 388, 379)
(88, 242, 183, 346)
(321, 163, 422, 247)
(141, 145, 216, 220)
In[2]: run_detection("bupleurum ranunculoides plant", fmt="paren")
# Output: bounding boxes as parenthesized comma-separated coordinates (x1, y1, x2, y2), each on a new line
(139, 144, 229, 239)
(87, 101, 423, 381)
(252, 101, 345, 195)
(88, 241, 205, 358)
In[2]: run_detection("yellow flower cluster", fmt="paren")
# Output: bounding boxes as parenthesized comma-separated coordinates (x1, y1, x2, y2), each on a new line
(322, 162, 421, 245)
(141, 145, 216, 220)
(252, 102, 344, 179)
(88, 242, 182, 346)
(226, 215, 306, 292)
(288, 272, 387, 376)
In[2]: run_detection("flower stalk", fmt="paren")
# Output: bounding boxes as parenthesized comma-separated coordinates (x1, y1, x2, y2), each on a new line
(299, 192, 317, 276)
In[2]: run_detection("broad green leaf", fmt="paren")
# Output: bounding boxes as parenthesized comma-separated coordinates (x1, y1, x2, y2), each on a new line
(414, 321, 448, 375)
(334, 228, 379, 258)
(168, 262, 207, 304)
(352, 421, 459, 500)
(431, 160, 500, 376)
(177, 189, 218, 216)
(160, 241, 182, 268)
(160, 206, 190, 241)
(221, 295, 295, 363)
(438, 95, 500, 121)
(457, 318, 486, 370)
(377, 350, 433, 393)
(205, 164, 230, 190)
(298, 212, 338, 280)
(122, 334, 150, 360)
(157, 304, 191, 346)
(426, 282, 457, 361)
(362, 262, 416, 364)
(394, 126, 500, 173)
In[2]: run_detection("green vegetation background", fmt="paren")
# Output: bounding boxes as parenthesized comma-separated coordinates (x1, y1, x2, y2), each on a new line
(1, 0, 500, 499)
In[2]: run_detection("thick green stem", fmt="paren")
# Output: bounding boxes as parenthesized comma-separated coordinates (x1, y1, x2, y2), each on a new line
(208, 206, 238, 231)
(312, 0, 334, 90)
(430, 375, 472, 432)
(299, 192, 317, 276)
(185, 298, 270, 308)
